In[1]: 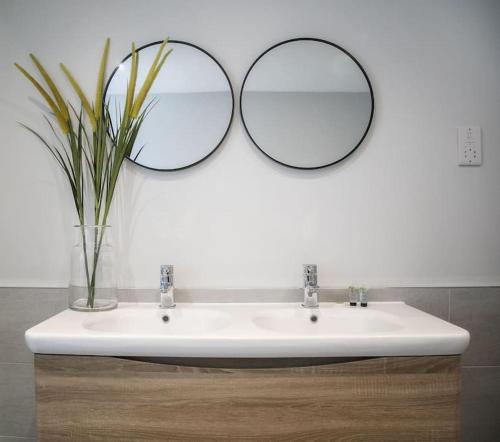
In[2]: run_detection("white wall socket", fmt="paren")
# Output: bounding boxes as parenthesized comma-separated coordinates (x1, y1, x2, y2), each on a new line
(457, 126, 481, 166)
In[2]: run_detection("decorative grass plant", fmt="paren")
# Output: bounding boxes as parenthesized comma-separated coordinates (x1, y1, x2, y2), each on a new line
(16, 38, 172, 308)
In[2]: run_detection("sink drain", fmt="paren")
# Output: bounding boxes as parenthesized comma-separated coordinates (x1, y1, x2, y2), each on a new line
(162, 315, 170, 323)
(310, 314, 318, 323)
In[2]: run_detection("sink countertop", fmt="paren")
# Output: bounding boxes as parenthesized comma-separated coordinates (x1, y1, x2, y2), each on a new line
(25, 302, 470, 358)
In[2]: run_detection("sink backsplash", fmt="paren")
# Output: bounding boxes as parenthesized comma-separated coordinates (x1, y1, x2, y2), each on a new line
(116, 287, 449, 319)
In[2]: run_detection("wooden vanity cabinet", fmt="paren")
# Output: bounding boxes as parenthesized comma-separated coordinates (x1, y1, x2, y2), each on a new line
(35, 354, 460, 441)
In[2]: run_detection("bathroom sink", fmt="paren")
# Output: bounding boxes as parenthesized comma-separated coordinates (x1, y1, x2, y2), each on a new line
(83, 307, 231, 334)
(253, 307, 403, 334)
(25, 302, 469, 358)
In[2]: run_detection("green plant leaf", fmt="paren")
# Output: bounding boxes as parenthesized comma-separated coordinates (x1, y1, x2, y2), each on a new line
(60, 63, 97, 131)
(15, 63, 69, 134)
(130, 38, 171, 118)
(95, 38, 110, 120)
(122, 43, 138, 127)
(29, 54, 69, 121)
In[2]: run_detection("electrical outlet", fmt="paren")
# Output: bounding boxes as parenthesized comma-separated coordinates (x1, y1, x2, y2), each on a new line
(458, 126, 481, 166)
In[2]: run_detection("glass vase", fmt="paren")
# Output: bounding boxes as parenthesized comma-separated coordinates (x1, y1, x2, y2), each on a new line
(69, 225, 117, 312)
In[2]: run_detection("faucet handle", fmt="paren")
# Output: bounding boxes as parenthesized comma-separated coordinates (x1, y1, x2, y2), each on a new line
(160, 265, 173, 290)
(303, 264, 318, 287)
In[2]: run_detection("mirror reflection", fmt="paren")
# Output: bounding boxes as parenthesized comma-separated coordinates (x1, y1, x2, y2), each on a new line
(105, 41, 234, 170)
(240, 38, 374, 169)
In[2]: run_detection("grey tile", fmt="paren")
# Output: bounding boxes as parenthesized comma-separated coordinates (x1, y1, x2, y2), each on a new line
(316, 289, 348, 303)
(118, 288, 445, 305)
(0, 363, 36, 438)
(0, 288, 67, 363)
(450, 287, 500, 366)
(118, 288, 306, 303)
(176, 288, 304, 303)
(461, 367, 500, 442)
(368, 287, 450, 320)
(117, 288, 157, 303)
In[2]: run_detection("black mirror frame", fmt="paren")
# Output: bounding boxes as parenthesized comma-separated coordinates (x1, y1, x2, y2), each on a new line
(104, 40, 235, 172)
(240, 37, 375, 170)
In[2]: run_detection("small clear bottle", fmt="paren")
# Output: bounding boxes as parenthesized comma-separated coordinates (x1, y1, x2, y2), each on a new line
(359, 287, 368, 307)
(348, 286, 358, 306)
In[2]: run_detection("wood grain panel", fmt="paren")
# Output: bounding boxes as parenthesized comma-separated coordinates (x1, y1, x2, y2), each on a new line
(35, 355, 460, 441)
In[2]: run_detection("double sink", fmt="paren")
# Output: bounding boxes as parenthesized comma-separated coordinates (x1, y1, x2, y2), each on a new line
(25, 301, 470, 358)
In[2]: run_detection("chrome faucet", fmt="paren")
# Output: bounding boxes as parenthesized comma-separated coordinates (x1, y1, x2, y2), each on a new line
(302, 264, 319, 308)
(159, 265, 175, 308)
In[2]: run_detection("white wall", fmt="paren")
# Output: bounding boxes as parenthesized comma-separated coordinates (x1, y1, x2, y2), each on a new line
(1, 0, 499, 289)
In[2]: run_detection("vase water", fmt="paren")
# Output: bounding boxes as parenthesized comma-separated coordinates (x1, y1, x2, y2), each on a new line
(69, 225, 117, 311)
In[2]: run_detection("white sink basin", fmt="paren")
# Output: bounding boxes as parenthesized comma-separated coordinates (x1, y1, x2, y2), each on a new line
(253, 307, 403, 334)
(84, 308, 231, 334)
(25, 302, 470, 358)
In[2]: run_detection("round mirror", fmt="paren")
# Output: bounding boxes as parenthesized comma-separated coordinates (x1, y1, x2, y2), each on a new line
(240, 38, 374, 169)
(105, 41, 234, 171)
